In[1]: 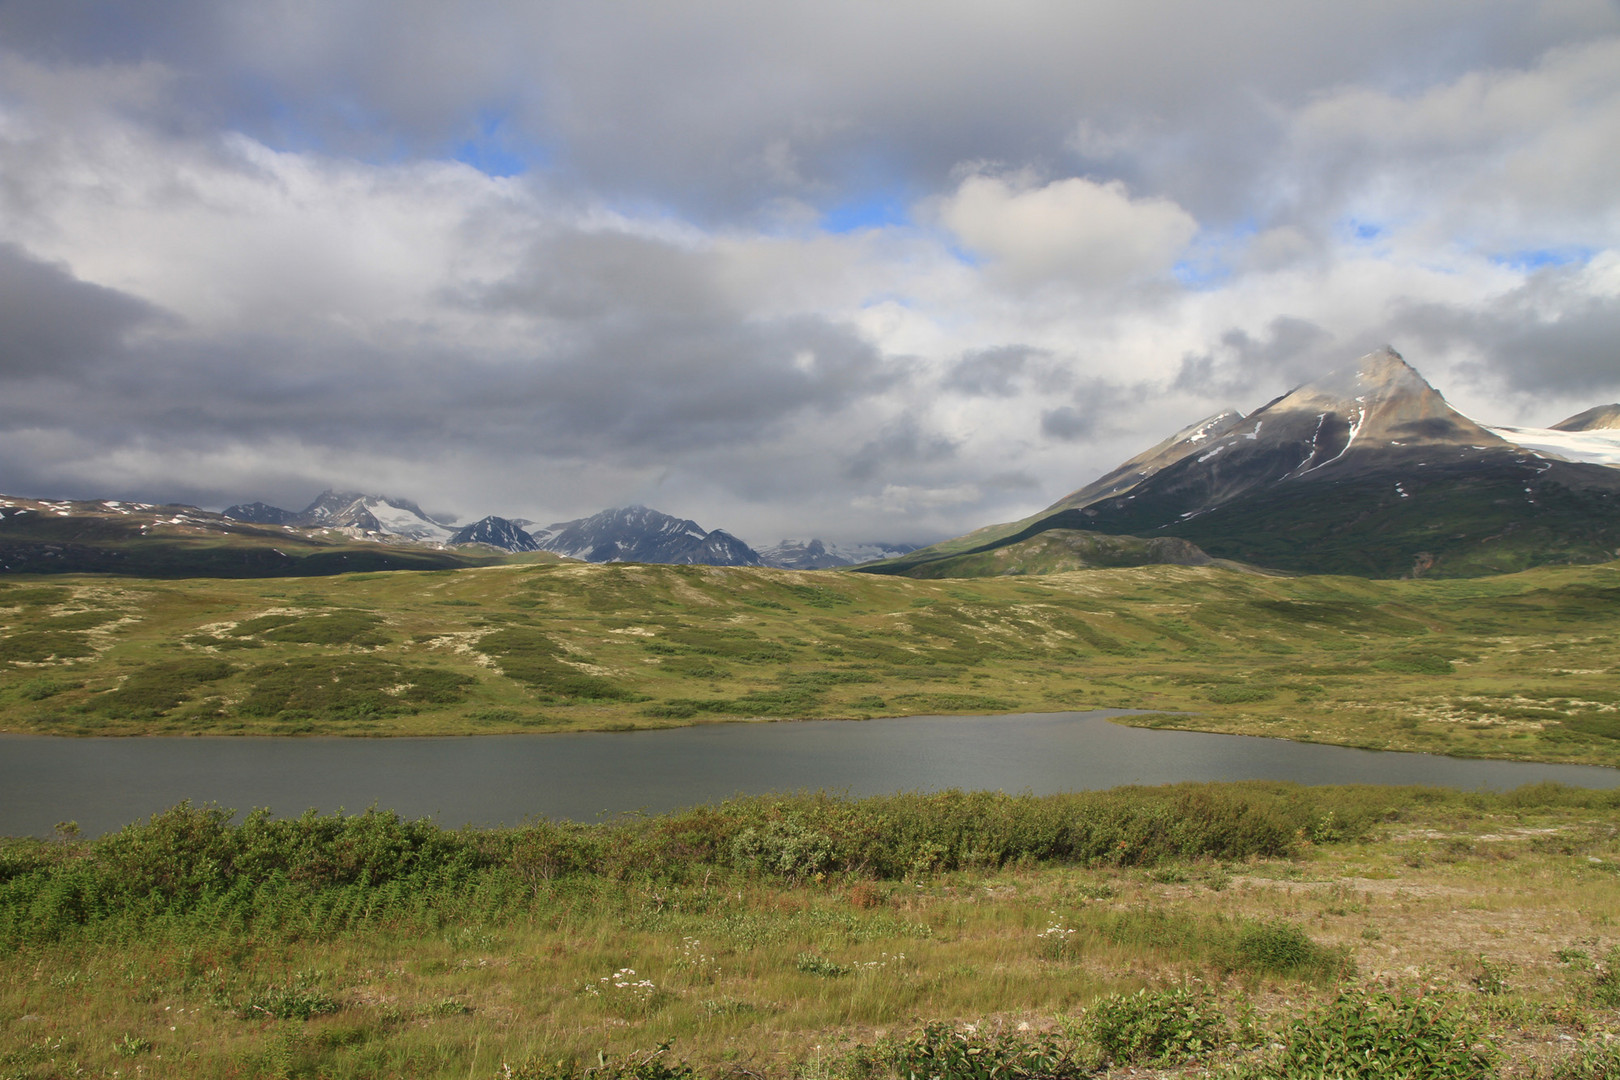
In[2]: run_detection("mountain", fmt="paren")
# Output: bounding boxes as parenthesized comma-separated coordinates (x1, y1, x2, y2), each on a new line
(291, 490, 456, 542)
(756, 538, 920, 570)
(222, 501, 298, 525)
(0, 495, 498, 577)
(1553, 404, 1620, 431)
(879, 530, 1222, 579)
(531, 505, 762, 566)
(448, 516, 540, 552)
(865, 348, 1620, 579)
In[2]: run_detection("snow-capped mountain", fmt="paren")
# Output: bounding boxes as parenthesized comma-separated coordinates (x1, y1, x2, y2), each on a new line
(293, 491, 457, 542)
(225, 490, 457, 542)
(872, 348, 1620, 579)
(447, 516, 540, 551)
(531, 506, 761, 566)
(757, 538, 919, 569)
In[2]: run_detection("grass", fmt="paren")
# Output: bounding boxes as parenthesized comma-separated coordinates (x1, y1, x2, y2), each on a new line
(2, 559, 1620, 768)
(4, 783, 1620, 1078)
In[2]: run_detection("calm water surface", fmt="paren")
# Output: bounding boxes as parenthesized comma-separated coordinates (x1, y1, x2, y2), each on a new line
(3, 710, 1617, 837)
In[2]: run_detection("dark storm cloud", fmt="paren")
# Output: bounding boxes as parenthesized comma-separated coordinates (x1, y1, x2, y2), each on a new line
(1387, 271, 1620, 398)
(0, 244, 166, 377)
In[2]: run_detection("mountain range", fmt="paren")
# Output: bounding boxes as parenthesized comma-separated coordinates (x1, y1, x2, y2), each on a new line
(222, 493, 913, 569)
(863, 348, 1620, 579)
(7, 348, 1619, 580)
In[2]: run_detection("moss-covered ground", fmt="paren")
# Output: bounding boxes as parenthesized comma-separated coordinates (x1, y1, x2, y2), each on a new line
(1, 560, 1618, 767)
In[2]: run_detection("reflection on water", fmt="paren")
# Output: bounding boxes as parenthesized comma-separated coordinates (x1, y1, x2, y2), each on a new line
(3, 710, 1616, 837)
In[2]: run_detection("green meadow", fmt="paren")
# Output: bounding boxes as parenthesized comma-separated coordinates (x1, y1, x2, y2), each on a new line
(4, 785, 1620, 1078)
(2, 559, 1619, 767)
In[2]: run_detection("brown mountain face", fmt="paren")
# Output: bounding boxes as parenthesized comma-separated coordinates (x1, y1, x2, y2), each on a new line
(1552, 404, 1620, 431)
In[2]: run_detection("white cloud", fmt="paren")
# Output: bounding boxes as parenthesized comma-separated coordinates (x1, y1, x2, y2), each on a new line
(937, 171, 1198, 289)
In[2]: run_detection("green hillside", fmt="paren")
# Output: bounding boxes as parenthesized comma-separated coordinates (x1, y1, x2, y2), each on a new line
(3, 559, 1619, 766)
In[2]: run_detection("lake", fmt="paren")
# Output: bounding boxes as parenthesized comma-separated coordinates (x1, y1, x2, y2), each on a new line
(3, 710, 1617, 837)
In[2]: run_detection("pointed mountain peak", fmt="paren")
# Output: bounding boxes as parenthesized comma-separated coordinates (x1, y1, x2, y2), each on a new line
(1257, 347, 1501, 450)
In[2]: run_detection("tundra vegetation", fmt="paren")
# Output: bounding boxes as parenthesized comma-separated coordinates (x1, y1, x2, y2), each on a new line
(3, 784, 1620, 1078)
(1, 560, 1619, 766)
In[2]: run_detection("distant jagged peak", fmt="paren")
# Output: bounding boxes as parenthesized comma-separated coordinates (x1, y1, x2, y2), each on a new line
(1552, 404, 1620, 432)
(448, 515, 539, 552)
(222, 501, 296, 525)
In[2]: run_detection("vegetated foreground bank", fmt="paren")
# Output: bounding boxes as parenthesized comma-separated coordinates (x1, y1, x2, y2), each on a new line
(3, 783, 1620, 1079)
(1, 559, 1618, 767)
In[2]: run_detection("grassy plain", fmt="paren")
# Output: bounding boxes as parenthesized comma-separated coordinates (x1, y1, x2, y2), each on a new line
(3, 785, 1620, 1079)
(2, 560, 1619, 766)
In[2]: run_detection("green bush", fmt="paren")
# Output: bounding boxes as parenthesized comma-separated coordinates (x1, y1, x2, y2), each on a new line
(0, 630, 95, 663)
(1207, 684, 1276, 704)
(1232, 919, 1349, 979)
(83, 658, 234, 718)
(1275, 990, 1493, 1079)
(872, 1021, 1085, 1080)
(794, 952, 848, 977)
(239, 656, 473, 720)
(235, 983, 341, 1021)
(1083, 987, 1227, 1065)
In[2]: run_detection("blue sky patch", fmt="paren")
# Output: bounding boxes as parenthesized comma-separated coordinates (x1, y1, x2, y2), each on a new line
(450, 109, 548, 178)
(821, 193, 910, 234)
(1491, 246, 1594, 272)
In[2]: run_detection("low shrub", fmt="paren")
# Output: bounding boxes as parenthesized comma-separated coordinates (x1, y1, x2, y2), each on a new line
(1082, 987, 1227, 1065)
(870, 1021, 1086, 1080)
(1274, 990, 1493, 1080)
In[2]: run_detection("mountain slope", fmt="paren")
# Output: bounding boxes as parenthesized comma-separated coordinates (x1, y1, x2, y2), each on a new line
(1553, 404, 1620, 431)
(883, 530, 1222, 579)
(866, 348, 1620, 579)
(532, 506, 761, 566)
(448, 516, 540, 552)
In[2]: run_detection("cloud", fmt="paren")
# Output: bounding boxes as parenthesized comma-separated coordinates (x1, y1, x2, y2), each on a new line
(0, 244, 166, 378)
(0, 7, 1618, 546)
(1386, 262, 1620, 398)
(938, 171, 1198, 289)
(1174, 316, 1338, 399)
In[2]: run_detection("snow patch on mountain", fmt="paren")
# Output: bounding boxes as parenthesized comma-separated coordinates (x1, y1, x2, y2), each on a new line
(1485, 425, 1620, 468)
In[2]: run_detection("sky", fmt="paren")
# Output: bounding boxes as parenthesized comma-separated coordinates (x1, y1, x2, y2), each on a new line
(1, 1, 1618, 546)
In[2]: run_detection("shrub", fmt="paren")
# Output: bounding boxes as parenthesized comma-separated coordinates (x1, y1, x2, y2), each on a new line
(1275, 990, 1494, 1080)
(876, 1021, 1085, 1080)
(1231, 919, 1350, 980)
(82, 658, 234, 718)
(1082, 987, 1227, 1065)
(1207, 684, 1276, 704)
(235, 983, 341, 1021)
(731, 819, 836, 879)
(795, 952, 848, 978)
